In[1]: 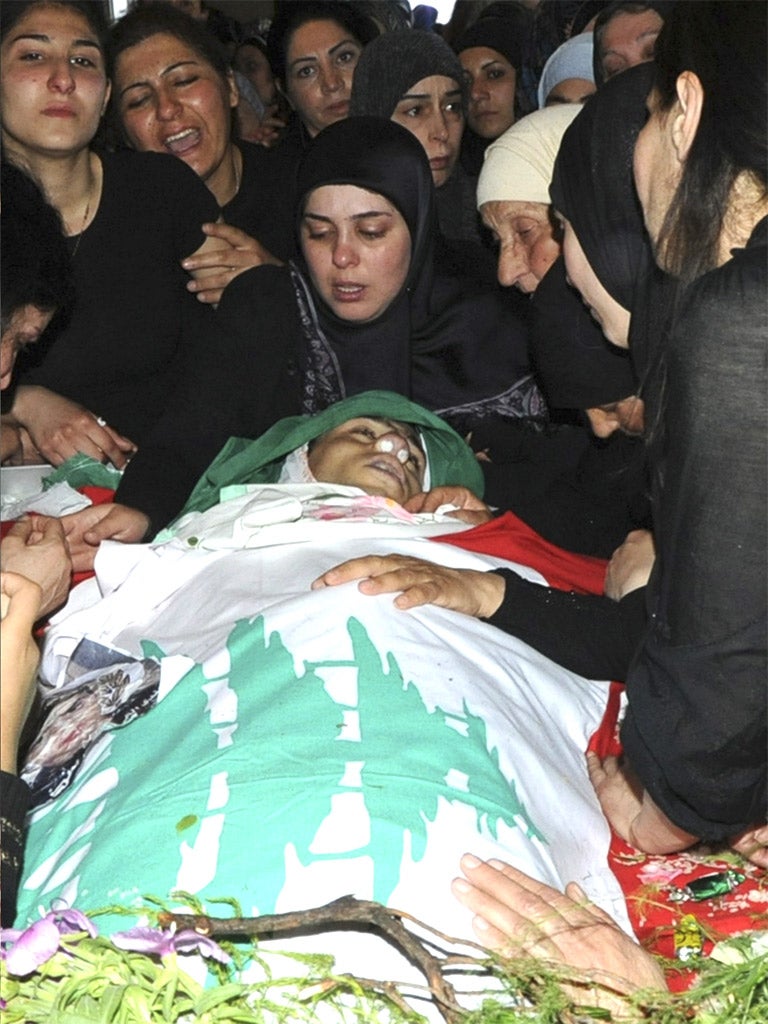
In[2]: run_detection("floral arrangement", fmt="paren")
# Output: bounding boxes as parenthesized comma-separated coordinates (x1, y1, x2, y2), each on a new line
(2, 894, 766, 1024)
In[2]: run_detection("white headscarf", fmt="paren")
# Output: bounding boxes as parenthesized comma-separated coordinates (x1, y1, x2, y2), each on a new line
(476, 104, 580, 208)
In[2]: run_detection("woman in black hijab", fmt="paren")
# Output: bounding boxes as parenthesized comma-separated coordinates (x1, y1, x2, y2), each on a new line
(216, 116, 539, 438)
(315, 66, 664, 685)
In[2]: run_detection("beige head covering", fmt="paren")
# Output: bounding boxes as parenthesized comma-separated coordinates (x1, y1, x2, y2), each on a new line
(477, 104, 581, 209)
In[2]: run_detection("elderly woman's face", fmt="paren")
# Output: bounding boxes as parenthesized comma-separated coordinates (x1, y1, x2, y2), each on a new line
(480, 200, 561, 292)
(115, 33, 237, 195)
(308, 417, 426, 503)
(301, 184, 411, 323)
(560, 218, 630, 348)
(459, 46, 516, 140)
(283, 19, 362, 137)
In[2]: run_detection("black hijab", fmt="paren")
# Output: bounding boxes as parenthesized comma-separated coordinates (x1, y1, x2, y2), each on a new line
(293, 117, 538, 426)
(549, 62, 654, 311)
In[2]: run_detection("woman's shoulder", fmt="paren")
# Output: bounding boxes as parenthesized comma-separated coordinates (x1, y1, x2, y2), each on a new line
(100, 149, 218, 214)
(217, 263, 297, 322)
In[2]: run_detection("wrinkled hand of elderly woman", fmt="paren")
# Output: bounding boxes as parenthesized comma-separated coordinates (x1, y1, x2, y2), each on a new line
(404, 486, 493, 526)
(452, 855, 666, 1016)
(311, 554, 505, 619)
(6, 386, 136, 469)
(182, 221, 284, 306)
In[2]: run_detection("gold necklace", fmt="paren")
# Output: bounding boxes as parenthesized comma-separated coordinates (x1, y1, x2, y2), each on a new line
(68, 177, 94, 258)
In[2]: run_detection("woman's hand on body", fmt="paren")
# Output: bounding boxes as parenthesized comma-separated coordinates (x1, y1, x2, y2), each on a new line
(404, 486, 493, 526)
(604, 529, 655, 600)
(452, 855, 665, 1013)
(8, 386, 136, 469)
(0, 517, 72, 618)
(61, 503, 150, 573)
(587, 752, 698, 855)
(182, 222, 283, 306)
(312, 553, 505, 618)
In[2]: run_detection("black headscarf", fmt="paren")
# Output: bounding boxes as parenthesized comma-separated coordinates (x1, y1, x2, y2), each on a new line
(454, 14, 527, 71)
(293, 117, 538, 424)
(531, 257, 637, 408)
(549, 62, 654, 311)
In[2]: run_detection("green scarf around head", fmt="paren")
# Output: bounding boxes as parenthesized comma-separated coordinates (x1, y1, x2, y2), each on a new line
(176, 391, 484, 522)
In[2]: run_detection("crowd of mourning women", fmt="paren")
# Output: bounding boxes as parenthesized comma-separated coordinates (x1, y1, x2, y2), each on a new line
(1, 0, 766, 996)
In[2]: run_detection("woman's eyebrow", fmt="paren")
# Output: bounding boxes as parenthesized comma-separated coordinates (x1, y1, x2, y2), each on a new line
(290, 38, 357, 71)
(9, 31, 102, 51)
(303, 211, 393, 222)
(120, 60, 200, 95)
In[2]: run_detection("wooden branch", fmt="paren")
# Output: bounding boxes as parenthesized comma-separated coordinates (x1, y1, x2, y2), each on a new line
(159, 895, 473, 1023)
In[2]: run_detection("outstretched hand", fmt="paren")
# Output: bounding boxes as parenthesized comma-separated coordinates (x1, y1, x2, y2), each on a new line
(452, 855, 665, 1015)
(311, 553, 505, 618)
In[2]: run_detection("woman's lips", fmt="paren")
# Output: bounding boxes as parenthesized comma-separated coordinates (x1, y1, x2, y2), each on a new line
(42, 105, 76, 118)
(163, 127, 201, 156)
(331, 282, 365, 303)
(325, 100, 349, 118)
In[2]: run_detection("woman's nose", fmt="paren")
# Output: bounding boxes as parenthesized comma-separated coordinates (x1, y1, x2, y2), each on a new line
(48, 57, 76, 94)
(496, 242, 529, 288)
(429, 111, 449, 141)
(319, 64, 343, 93)
(331, 237, 358, 268)
(156, 88, 183, 121)
(470, 77, 488, 103)
(374, 432, 411, 463)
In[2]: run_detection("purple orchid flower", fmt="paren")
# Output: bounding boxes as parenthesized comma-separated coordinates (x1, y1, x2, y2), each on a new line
(1, 907, 97, 976)
(111, 925, 231, 964)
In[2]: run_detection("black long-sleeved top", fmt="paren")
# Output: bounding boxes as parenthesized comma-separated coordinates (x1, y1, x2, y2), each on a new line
(622, 218, 768, 839)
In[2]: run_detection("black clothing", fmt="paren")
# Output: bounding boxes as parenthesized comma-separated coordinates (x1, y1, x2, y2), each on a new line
(434, 165, 499, 286)
(224, 141, 296, 262)
(1, 772, 30, 927)
(550, 64, 654, 311)
(531, 257, 637, 410)
(488, 575, 646, 681)
(15, 151, 219, 446)
(622, 219, 768, 839)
